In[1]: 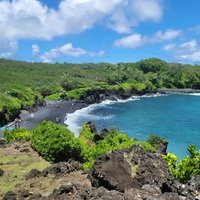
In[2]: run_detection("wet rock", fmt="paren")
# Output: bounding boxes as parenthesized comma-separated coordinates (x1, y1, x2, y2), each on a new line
(26, 169, 42, 180)
(0, 168, 4, 176)
(3, 191, 17, 200)
(88, 145, 178, 193)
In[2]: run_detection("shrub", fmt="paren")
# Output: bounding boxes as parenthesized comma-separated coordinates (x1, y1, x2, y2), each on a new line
(30, 121, 81, 162)
(163, 144, 200, 183)
(78, 123, 155, 170)
(3, 128, 31, 143)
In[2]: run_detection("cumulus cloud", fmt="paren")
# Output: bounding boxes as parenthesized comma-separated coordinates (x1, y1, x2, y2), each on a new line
(32, 44, 40, 56)
(108, 0, 163, 33)
(0, 0, 164, 40)
(114, 29, 182, 48)
(163, 39, 200, 63)
(40, 43, 105, 62)
(0, 0, 164, 58)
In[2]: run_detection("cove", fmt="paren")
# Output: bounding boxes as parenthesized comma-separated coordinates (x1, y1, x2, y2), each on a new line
(66, 94, 200, 159)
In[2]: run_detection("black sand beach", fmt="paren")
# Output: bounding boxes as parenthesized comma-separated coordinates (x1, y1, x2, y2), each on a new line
(0, 100, 88, 138)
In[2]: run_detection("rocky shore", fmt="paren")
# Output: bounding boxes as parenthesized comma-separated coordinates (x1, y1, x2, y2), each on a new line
(1, 141, 200, 200)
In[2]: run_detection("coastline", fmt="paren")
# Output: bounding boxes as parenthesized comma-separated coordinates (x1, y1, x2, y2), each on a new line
(1, 88, 200, 138)
(0, 100, 89, 138)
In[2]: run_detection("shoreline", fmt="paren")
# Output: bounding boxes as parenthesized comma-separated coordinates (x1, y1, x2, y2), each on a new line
(0, 100, 89, 138)
(1, 89, 200, 138)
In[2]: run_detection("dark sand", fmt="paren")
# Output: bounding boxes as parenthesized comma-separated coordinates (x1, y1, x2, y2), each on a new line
(0, 100, 88, 138)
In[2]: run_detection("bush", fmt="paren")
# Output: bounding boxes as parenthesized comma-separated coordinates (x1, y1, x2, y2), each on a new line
(3, 128, 31, 143)
(30, 121, 81, 162)
(78, 123, 155, 170)
(163, 144, 200, 183)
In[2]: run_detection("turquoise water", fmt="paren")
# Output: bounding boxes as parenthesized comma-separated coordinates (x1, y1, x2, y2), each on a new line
(67, 94, 200, 159)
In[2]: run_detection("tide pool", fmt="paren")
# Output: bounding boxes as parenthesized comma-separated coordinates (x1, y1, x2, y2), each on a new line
(66, 94, 200, 159)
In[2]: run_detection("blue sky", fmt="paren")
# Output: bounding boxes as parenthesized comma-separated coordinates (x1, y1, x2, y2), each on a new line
(1, 0, 200, 64)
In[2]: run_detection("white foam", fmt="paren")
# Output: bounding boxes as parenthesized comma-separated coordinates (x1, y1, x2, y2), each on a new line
(189, 93, 200, 96)
(65, 93, 164, 135)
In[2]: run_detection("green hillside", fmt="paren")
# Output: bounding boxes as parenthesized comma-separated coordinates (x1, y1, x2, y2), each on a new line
(0, 58, 200, 126)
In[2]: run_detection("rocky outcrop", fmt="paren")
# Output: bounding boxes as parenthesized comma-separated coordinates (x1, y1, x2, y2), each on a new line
(147, 135, 169, 155)
(88, 145, 178, 193)
(26, 160, 83, 180)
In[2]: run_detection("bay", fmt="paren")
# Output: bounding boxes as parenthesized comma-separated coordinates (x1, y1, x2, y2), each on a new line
(66, 94, 200, 159)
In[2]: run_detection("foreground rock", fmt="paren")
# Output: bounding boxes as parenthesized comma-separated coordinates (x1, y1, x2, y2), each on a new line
(89, 145, 178, 193)
(2, 144, 200, 199)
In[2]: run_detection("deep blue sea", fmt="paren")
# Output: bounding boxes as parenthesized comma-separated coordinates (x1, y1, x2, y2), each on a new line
(66, 94, 200, 159)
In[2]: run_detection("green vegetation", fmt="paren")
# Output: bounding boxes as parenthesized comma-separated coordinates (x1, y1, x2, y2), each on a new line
(77, 123, 154, 170)
(30, 121, 81, 162)
(28, 122, 155, 170)
(1, 58, 200, 126)
(2, 121, 200, 184)
(163, 144, 200, 183)
(3, 128, 31, 143)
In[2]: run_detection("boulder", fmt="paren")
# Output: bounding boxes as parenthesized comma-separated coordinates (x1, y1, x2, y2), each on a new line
(88, 145, 178, 193)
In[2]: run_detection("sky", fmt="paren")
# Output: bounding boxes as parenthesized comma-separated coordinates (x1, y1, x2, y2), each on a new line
(1, 0, 200, 64)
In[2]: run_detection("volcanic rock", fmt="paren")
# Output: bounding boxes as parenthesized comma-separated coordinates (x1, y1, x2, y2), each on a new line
(88, 145, 178, 193)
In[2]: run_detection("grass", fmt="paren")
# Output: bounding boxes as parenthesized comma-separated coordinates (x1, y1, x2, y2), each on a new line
(0, 144, 50, 195)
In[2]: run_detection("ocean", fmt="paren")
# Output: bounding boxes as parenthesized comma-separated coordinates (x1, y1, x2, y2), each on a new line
(66, 94, 200, 159)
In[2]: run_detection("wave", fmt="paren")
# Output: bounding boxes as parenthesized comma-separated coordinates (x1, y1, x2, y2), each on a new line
(65, 93, 164, 135)
(189, 93, 200, 96)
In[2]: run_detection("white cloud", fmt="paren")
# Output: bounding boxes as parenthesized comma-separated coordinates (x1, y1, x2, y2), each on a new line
(0, 0, 164, 41)
(178, 51, 200, 62)
(40, 43, 105, 62)
(179, 40, 198, 51)
(107, 0, 163, 33)
(0, 0, 164, 58)
(152, 29, 182, 42)
(114, 33, 145, 48)
(163, 43, 176, 51)
(163, 39, 200, 63)
(114, 29, 181, 48)
(32, 44, 40, 56)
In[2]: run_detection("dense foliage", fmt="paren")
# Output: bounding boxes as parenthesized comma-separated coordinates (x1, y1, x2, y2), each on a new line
(1, 58, 200, 126)
(28, 121, 154, 170)
(30, 121, 81, 162)
(163, 144, 200, 183)
(78, 123, 155, 170)
(3, 128, 31, 143)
